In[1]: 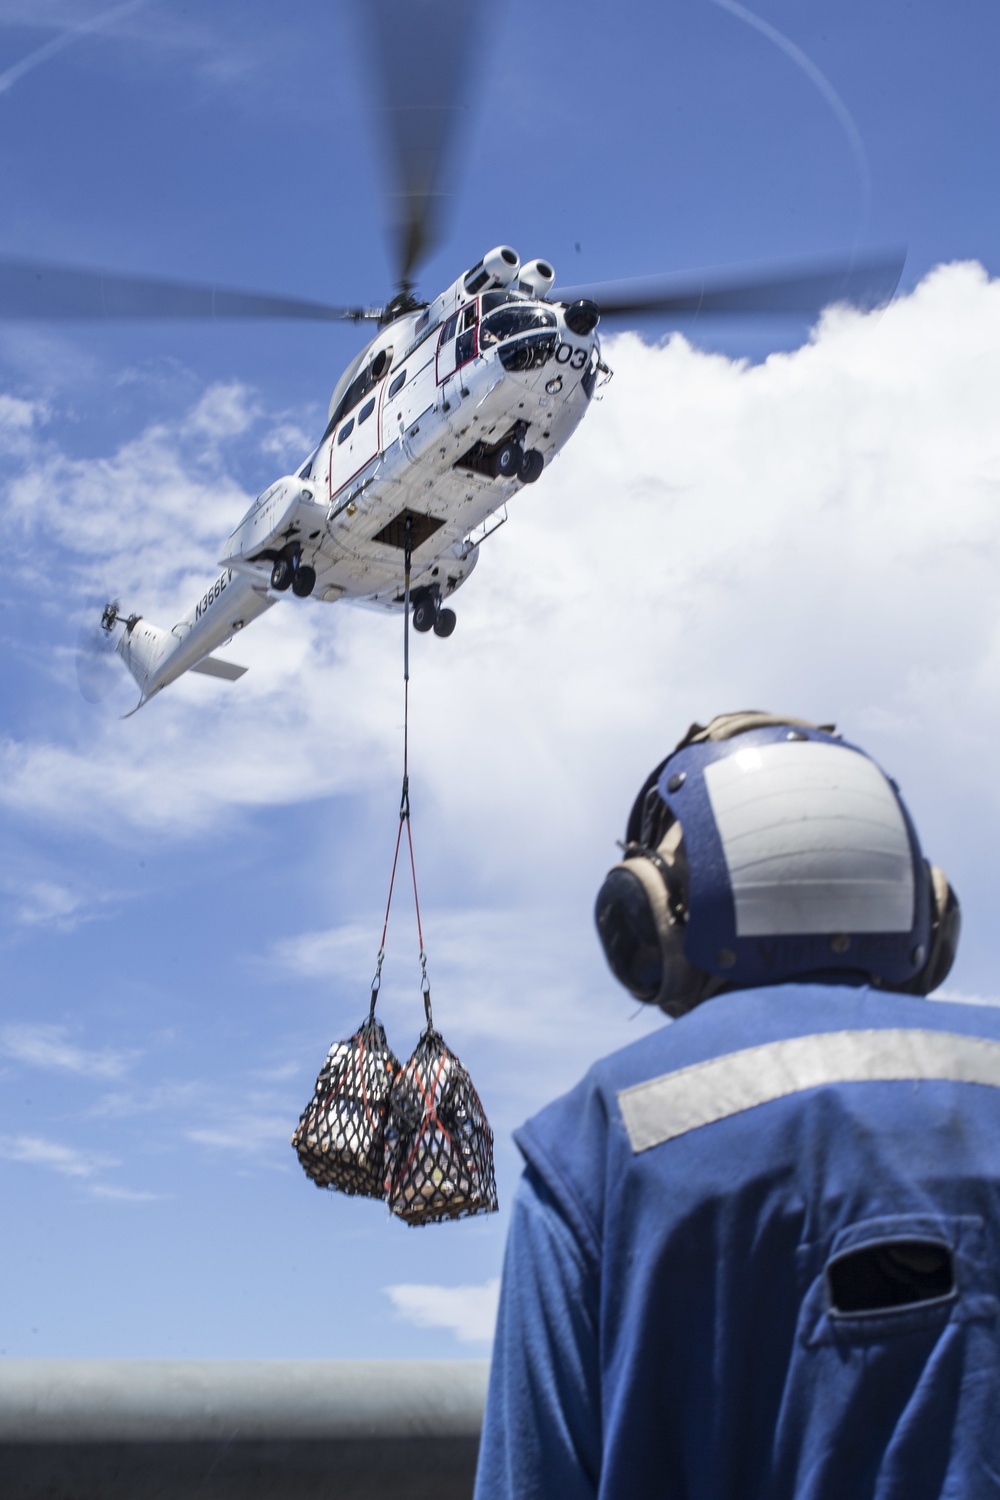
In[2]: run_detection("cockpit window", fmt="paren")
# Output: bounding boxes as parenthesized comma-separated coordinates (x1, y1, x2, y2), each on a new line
(329, 369, 369, 429)
(480, 304, 557, 347)
(329, 347, 393, 430)
(481, 290, 530, 315)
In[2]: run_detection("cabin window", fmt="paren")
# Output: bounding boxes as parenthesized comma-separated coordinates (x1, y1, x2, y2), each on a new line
(462, 302, 478, 331)
(456, 327, 477, 366)
(441, 312, 459, 344)
(388, 370, 406, 398)
(338, 418, 355, 444)
(359, 397, 376, 424)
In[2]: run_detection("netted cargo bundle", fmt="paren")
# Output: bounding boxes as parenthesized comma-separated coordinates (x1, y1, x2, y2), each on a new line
(385, 1027, 498, 1226)
(292, 1011, 400, 1197)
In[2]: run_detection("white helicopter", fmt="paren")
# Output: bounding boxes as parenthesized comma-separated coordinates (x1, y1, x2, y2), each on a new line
(106, 242, 607, 708)
(0, 0, 900, 711)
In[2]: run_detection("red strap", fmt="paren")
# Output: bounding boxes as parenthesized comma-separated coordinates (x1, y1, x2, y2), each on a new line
(378, 815, 406, 954)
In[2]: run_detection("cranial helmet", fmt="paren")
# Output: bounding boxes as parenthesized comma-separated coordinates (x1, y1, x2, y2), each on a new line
(595, 712, 960, 1017)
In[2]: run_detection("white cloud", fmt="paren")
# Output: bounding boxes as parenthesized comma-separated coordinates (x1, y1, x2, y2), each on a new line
(183, 1083, 303, 1160)
(186, 1114, 293, 1156)
(0, 1133, 162, 1201)
(5, 877, 115, 931)
(385, 1278, 500, 1345)
(0, 1023, 136, 1078)
(186, 381, 259, 441)
(87, 1182, 163, 1202)
(2, 260, 1000, 870)
(268, 921, 374, 982)
(259, 418, 316, 460)
(268, 905, 641, 1053)
(0, 392, 42, 452)
(4, 395, 253, 606)
(85, 1071, 299, 1173)
(249, 1060, 302, 1082)
(82, 1071, 294, 1163)
(0, 1133, 113, 1178)
(0, 1, 276, 100)
(11, 880, 86, 927)
(87, 1078, 203, 1120)
(7, 263, 1000, 1106)
(265, 900, 661, 1137)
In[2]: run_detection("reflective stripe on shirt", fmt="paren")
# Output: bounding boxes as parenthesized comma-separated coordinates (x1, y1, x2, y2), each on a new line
(618, 1029, 1000, 1153)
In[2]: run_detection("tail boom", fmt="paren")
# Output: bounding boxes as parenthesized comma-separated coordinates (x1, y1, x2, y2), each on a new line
(117, 568, 273, 707)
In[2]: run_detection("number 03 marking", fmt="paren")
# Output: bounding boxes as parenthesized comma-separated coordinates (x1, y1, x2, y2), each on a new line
(556, 343, 589, 370)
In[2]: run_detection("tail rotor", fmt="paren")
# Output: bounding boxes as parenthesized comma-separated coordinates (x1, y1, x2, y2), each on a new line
(74, 596, 137, 703)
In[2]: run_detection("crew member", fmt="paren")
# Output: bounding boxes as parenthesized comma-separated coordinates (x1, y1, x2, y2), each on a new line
(474, 711, 1000, 1500)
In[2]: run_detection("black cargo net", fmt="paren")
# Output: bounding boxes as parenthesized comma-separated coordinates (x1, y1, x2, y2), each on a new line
(385, 1005, 498, 1226)
(292, 1006, 400, 1198)
(291, 515, 497, 1225)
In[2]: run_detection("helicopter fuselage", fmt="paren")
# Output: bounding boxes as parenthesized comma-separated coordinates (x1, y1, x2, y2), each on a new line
(116, 248, 607, 706)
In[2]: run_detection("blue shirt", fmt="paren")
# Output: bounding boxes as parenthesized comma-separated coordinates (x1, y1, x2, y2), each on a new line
(474, 985, 1000, 1500)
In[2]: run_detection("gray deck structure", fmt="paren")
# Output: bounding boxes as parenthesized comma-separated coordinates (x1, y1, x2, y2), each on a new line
(0, 1360, 489, 1498)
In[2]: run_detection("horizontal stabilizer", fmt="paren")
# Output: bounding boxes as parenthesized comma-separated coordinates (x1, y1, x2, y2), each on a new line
(190, 655, 248, 682)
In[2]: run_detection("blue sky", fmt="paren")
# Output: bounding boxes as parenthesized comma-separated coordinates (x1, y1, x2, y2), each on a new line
(1, 0, 999, 1359)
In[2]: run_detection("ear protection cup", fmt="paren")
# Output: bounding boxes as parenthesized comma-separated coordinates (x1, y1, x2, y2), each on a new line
(899, 865, 961, 996)
(594, 823, 717, 1017)
(594, 865, 667, 1004)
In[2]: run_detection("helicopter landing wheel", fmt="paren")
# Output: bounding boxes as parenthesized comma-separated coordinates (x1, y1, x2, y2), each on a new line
(433, 607, 456, 638)
(271, 556, 294, 591)
(519, 448, 544, 484)
(493, 440, 522, 480)
(412, 596, 437, 633)
(292, 565, 316, 598)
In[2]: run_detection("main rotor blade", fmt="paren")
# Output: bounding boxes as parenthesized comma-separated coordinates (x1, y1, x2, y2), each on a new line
(552, 251, 906, 322)
(356, 0, 486, 291)
(0, 256, 381, 322)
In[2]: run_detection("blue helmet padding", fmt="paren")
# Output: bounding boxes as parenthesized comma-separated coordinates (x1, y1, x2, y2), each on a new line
(651, 724, 931, 991)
